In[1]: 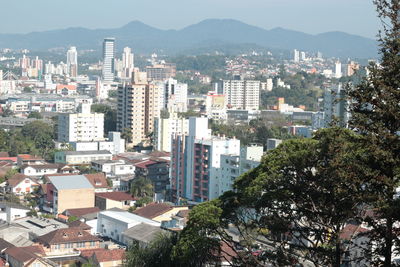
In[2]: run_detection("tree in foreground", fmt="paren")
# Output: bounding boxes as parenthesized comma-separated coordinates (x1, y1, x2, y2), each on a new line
(346, 0, 400, 265)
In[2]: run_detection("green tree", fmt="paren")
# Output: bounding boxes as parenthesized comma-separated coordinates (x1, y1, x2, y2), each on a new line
(124, 233, 177, 267)
(68, 215, 79, 223)
(345, 1, 400, 265)
(130, 177, 154, 199)
(27, 111, 43, 119)
(91, 104, 117, 134)
(121, 128, 133, 144)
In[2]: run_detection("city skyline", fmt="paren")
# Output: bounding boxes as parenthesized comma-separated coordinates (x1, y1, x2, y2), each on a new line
(0, 0, 379, 39)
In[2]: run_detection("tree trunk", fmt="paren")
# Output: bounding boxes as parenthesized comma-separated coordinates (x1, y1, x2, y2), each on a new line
(384, 216, 393, 267)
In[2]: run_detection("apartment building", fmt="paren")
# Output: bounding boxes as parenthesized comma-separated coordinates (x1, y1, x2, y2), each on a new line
(170, 117, 240, 202)
(216, 78, 260, 110)
(153, 114, 189, 152)
(117, 82, 161, 145)
(58, 103, 104, 143)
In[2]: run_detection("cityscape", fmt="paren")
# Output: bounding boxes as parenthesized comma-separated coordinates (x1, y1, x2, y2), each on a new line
(0, 0, 398, 266)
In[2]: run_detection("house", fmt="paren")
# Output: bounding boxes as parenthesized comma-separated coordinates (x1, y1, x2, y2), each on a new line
(80, 248, 125, 267)
(20, 163, 59, 177)
(54, 150, 112, 165)
(4, 246, 57, 267)
(122, 223, 168, 247)
(95, 192, 135, 210)
(91, 249, 125, 267)
(55, 84, 77, 95)
(161, 209, 190, 230)
(6, 174, 38, 195)
(0, 202, 30, 223)
(97, 209, 160, 244)
(84, 173, 109, 192)
(35, 227, 101, 257)
(91, 159, 135, 178)
(133, 202, 189, 223)
(45, 175, 95, 214)
(16, 154, 44, 167)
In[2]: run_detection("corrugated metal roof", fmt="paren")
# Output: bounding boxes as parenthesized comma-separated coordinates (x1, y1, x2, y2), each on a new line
(48, 175, 93, 190)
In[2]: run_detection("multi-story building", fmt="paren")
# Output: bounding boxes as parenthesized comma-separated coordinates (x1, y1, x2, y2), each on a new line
(45, 174, 95, 214)
(117, 82, 161, 145)
(170, 117, 240, 203)
(219, 145, 263, 196)
(153, 114, 189, 152)
(216, 78, 260, 111)
(161, 78, 188, 112)
(102, 38, 115, 82)
(66, 46, 78, 77)
(54, 150, 112, 165)
(146, 63, 176, 81)
(122, 47, 134, 80)
(58, 103, 104, 143)
(205, 91, 226, 120)
(323, 83, 350, 128)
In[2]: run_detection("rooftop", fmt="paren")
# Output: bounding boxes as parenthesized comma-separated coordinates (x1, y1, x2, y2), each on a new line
(123, 223, 166, 244)
(64, 207, 101, 217)
(95, 192, 135, 202)
(133, 203, 173, 219)
(85, 173, 108, 189)
(36, 227, 101, 245)
(48, 175, 94, 190)
(100, 210, 160, 226)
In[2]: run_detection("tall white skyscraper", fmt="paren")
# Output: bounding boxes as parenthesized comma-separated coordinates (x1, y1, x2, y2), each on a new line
(162, 78, 188, 112)
(102, 38, 115, 82)
(66, 46, 78, 77)
(122, 47, 134, 79)
(335, 61, 342, 79)
(293, 49, 300, 62)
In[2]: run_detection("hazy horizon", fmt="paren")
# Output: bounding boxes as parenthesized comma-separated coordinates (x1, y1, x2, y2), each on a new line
(0, 0, 379, 38)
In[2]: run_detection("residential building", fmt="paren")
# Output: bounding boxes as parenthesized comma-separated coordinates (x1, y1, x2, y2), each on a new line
(117, 82, 161, 145)
(205, 91, 226, 120)
(323, 83, 350, 128)
(170, 117, 240, 202)
(134, 159, 170, 193)
(4, 246, 57, 267)
(95, 192, 135, 210)
(122, 47, 134, 80)
(66, 46, 78, 77)
(335, 61, 342, 79)
(57, 103, 104, 143)
(102, 38, 115, 82)
(154, 114, 189, 153)
(67, 131, 125, 155)
(54, 150, 112, 165)
(216, 78, 260, 111)
(55, 84, 77, 95)
(0, 202, 30, 223)
(97, 210, 160, 244)
(45, 175, 95, 214)
(293, 49, 300, 62)
(146, 63, 176, 81)
(91, 159, 134, 178)
(219, 145, 263, 196)
(88, 248, 125, 267)
(20, 163, 59, 177)
(35, 228, 101, 257)
(266, 138, 283, 151)
(84, 173, 109, 192)
(161, 78, 188, 112)
(133, 202, 188, 223)
(17, 154, 43, 167)
(6, 174, 38, 195)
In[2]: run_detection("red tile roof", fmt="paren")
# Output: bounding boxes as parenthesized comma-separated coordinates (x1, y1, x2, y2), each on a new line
(17, 154, 43, 161)
(134, 160, 158, 169)
(85, 173, 108, 189)
(65, 207, 101, 217)
(95, 192, 135, 202)
(0, 152, 9, 157)
(67, 220, 91, 230)
(133, 203, 173, 219)
(0, 157, 17, 162)
(93, 249, 125, 262)
(4, 247, 37, 264)
(36, 228, 101, 245)
(56, 84, 76, 91)
(7, 174, 36, 187)
(21, 245, 46, 256)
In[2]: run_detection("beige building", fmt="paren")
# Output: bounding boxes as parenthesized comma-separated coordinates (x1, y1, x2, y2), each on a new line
(46, 175, 95, 214)
(117, 82, 161, 145)
(153, 114, 189, 152)
(95, 192, 136, 210)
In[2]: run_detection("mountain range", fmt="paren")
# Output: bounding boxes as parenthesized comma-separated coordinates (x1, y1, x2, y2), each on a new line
(0, 19, 378, 59)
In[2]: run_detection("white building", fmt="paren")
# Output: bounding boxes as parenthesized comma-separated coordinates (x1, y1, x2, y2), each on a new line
(97, 210, 160, 244)
(219, 145, 263, 196)
(217, 78, 260, 111)
(102, 38, 115, 82)
(54, 150, 113, 165)
(0, 202, 30, 223)
(266, 138, 282, 151)
(122, 47, 134, 79)
(294, 49, 300, 62)
(335, 61, 342, 79)
(66, 46, 78, 77)
(153, 115, 189, 153)
(161, 78, 188, 112)
(91, 159, 135, 178)
(324, 83, 350, 127)
(205, 91, 226, 120)
(58, 103, 104, 143)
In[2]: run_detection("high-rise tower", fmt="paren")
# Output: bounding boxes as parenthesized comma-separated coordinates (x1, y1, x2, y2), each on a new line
(122, 47, 134, 79)
(66, 46, 78, 77)
(102, 38, 115, 82)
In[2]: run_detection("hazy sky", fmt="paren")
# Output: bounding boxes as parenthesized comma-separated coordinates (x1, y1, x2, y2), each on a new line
(0, 0, 380, 38)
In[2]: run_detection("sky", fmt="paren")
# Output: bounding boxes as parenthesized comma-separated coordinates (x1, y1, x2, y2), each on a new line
(0, 0, 380, 38)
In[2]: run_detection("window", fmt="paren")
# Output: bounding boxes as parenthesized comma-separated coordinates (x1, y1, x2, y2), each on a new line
(65, 243, 73, 249)
(90, 241, 96, 247)
(54, 244, 61, 250)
